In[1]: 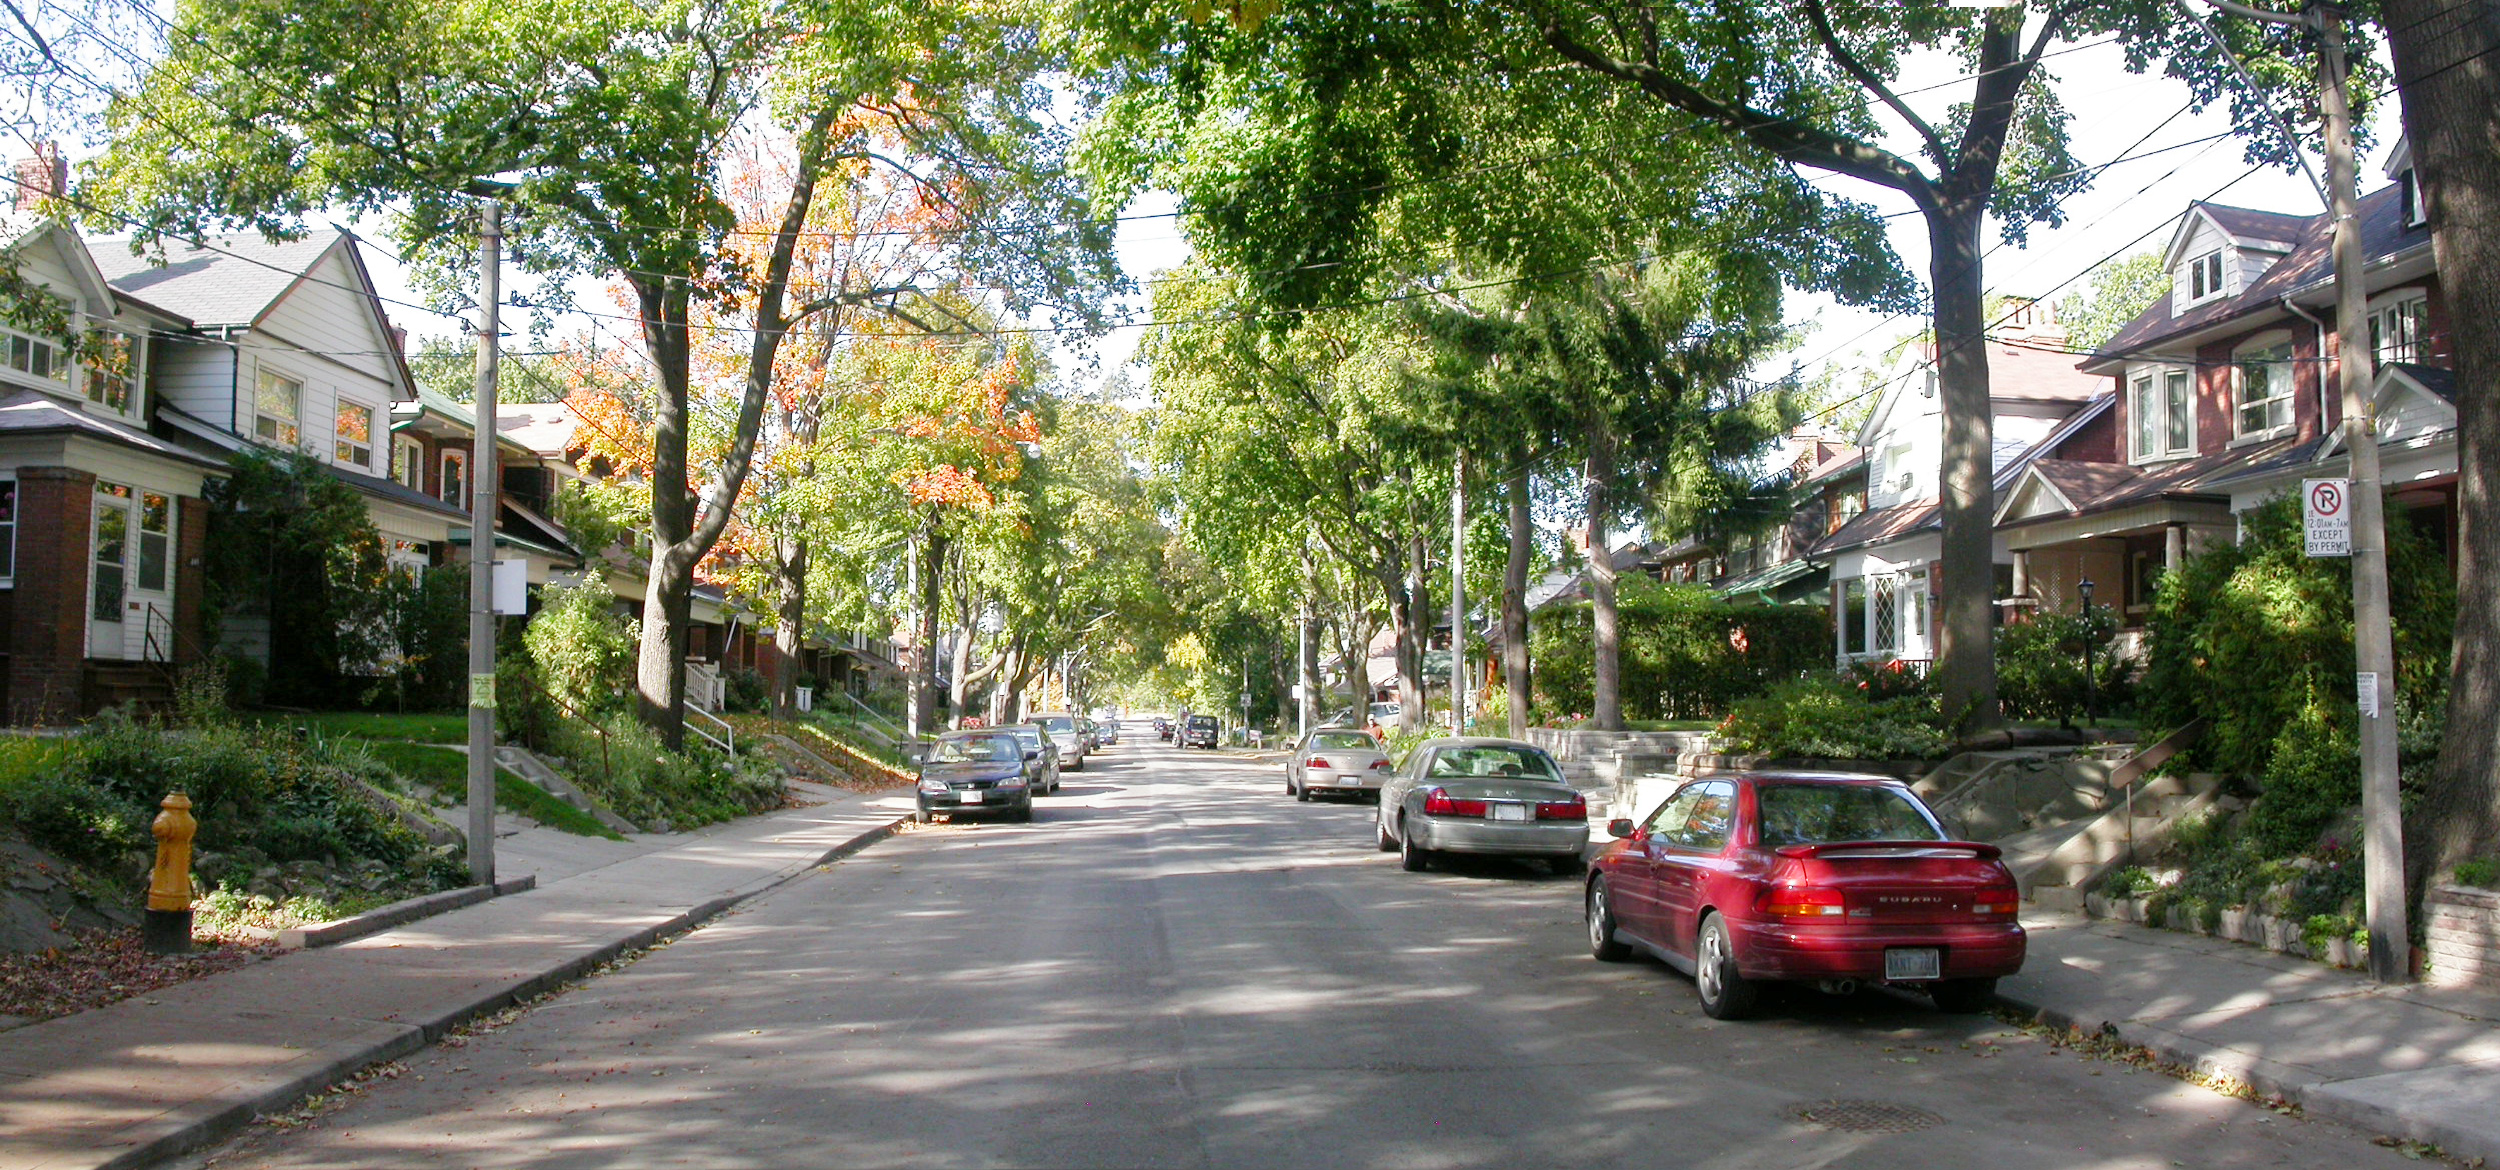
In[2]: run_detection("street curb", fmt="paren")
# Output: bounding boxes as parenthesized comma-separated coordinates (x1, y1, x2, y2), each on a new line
(91, 812, 910, 1170)
(274, 875, 538, 950)
(1995, 988, 2500, 1164)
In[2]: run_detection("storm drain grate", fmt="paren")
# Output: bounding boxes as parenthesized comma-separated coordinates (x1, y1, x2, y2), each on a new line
(1791, 1100, 1945, 1134)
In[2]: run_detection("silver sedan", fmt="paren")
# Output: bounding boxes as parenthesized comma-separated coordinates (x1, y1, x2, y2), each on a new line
(1284, 727, 1393, 801)
(1375, 737, 1590, 875)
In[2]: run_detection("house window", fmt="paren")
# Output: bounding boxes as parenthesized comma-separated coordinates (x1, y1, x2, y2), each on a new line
(2, 328, 65, 382)
(1869, 576, 1899, 655)
(2131, 367, 2194, 459)
(2370, 296, 2428, 367)
(394, 435, 424, 489)
(441, 449, 467, 506)
(1840, 578, 1868, 657)
(2235, 342, 2295, 437)
(83, 330, 137, 414)
(336, 401, 375, 468)
(2403, 168, 2427, 228)
(2189, 251, 2227, 301)
(138, 492, 169, 592)
(254, 369, 302, 446)
(0, 476, 15, 583)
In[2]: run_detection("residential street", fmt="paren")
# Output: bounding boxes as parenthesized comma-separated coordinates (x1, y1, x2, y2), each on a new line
(188, 744, 2426, 1170)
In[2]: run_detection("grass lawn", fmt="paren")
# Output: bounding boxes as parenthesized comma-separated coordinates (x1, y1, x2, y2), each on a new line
(1623, 719, 1720, 733)
(360, 741, 624, 840)
(259, 711, 469, 744)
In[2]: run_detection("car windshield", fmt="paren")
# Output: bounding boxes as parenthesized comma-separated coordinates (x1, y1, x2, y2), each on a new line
(1008, 728, 1045, 749)
(1426, 746, 1561, 780)
(1187, 716, 1217, 729)
(1756, 784, 1945, 846)
(1037, 717, 1074, 732)
(928, 736, 1017, 764)
(1311, 732, 1378, 752)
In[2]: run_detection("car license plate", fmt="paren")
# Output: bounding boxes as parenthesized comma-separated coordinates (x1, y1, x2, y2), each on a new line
(1490, 803, 1530, 822)
(1884, 948, 1942, 981)
(959, 789, 982, 804)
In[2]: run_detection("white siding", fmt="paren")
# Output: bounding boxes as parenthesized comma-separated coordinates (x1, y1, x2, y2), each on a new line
(150, 337, 242, 428)
(2171, 217, 2236, 315)
(248, 247, 402, 476)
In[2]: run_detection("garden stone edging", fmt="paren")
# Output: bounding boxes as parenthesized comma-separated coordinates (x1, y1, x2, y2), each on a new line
(274, 875, 537, 950)
(2081, 890, 2366, 969)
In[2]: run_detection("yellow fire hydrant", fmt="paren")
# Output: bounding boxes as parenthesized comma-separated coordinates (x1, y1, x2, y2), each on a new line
(143, 791, 195, 954)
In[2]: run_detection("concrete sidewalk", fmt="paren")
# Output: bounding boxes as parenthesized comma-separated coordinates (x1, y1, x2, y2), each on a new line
(2005, 909, 2500, 1163)
(0, 784, 915, 1170)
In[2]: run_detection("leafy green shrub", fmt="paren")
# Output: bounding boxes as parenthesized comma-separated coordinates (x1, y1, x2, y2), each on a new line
(1714, 674, 1952, 760)
(522, 581, 638, 718)
(367, 563, 469, 711)
(1996, 609, 2134, 725)
(2454, 857, 2500, 889)
(544, 716, 780, 831)
(1845, 656, 1934, 701)
(204, 449, 395, 706)
(0, 739, 147, 867)
(724, 668, 769, 714)
(2100, 866, 2162, 898)
(2141, 493, 2452, 799)
(1532, 580, 1829, 721)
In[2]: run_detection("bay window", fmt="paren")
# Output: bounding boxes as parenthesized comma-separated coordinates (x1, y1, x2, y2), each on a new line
(2131, 366, 2194, 459)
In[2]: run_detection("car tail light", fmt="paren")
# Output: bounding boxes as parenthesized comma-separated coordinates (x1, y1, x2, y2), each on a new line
(1306, 756, 1332, 770)
(1536, 794, 1587, 821)
(1761, 884, 1848, 918)
(1370, 759, 1393, 771)
(1972, 885, 2021, 917)
(1422, 788, 1487, 817)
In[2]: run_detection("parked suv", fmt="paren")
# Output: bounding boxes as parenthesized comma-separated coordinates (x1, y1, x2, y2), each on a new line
(1182, 714, 1220, 749)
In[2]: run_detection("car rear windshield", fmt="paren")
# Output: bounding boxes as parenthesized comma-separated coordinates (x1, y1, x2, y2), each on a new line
(928, 736, 1017, 764)
(1037, 717, 1074, 730)
(1311, 732, 1378, 751)
(1426, 746, 1561, 780)
(1188, 716, 1217, 729)
(1756, 784, 1945, 846)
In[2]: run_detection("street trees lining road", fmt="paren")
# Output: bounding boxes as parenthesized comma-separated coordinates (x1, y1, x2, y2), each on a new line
(85, 0, 1120, 746)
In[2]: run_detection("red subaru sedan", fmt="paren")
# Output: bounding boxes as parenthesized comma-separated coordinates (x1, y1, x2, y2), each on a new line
(1584, 772, 2024, 1019)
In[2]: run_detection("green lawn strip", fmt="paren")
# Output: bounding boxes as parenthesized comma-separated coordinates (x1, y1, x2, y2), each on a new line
(257, 711, 469, 744)
(360, 741, 624, 840)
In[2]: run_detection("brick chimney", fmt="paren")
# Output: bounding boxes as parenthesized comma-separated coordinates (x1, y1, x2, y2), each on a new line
(13, 142, 65, 213)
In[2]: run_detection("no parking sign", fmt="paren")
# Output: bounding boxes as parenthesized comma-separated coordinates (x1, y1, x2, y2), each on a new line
(2304, 478, 2352, 557)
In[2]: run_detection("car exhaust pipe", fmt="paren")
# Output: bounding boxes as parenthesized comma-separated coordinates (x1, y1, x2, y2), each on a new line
(1817, 979, 1860, 997)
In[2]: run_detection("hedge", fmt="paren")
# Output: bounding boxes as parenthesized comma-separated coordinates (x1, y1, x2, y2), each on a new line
(1531, 579, 1830, 722)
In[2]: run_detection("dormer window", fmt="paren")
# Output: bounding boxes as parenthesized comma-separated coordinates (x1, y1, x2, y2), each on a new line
(254, 368, 301, 446)
(2402, 168, 2427, 228)
(2188, 251, 2227, 302)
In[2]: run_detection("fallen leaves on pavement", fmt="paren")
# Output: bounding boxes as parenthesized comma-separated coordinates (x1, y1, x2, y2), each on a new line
(0, 927, 271, 1023)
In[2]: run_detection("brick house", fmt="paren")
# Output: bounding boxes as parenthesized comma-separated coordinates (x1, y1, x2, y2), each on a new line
(1998, 147, 2449, 648)
(0, 211, 227, 722)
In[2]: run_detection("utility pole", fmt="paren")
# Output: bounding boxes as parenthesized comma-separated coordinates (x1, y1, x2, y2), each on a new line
(2193, 0, 2405, 982)
(465, 200, 502, 888)
(1450, 453, 1467, 734)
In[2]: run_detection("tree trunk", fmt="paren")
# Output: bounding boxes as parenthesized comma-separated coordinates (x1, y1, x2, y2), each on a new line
(771, 533, 807, 718)
(1341, 599, 1373, 730)
(2385, 0, 2500, 885)
(1505, 464, 1534, 738)
(1400, 530, 1430, 732)
(633, 278, 696, 748)
(913, 530, 947, 736)
(949, 610, 976, 730)
(1928, 199, 2002, 734)
(1586, 419, 1623, 731)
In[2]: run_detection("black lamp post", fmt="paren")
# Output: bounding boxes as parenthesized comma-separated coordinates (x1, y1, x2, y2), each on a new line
(2078, 577, 2097, 728)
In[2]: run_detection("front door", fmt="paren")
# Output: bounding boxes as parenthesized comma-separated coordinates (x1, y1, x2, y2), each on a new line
(87, 482, 130, 659)
(131, 491, 174, 660)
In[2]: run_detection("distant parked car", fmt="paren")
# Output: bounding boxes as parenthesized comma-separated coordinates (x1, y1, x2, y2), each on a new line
(1285, 727, 1393, 801)
(1099, 719, 1121, 745)
(1181, 714, 1220, 749)
(1375, 738, 1587, 875)
(993, 723, 1063, 793)
(1034, 714, 1090, 770)
(914, 731, 1034, 823)
(1582, 772, 2025, 1020)
(1156, 717, 1174, 741)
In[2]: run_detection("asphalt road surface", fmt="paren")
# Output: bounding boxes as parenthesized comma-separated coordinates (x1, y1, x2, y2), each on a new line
(191, 743, 2428, 1169)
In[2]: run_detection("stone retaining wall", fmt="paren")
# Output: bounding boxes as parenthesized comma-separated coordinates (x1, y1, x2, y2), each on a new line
(2425, 884, 2500, 989)
(2084, 891, 2367, 969)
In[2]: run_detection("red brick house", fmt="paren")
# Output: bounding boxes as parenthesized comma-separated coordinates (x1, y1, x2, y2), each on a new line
(0, 213, 227, 722)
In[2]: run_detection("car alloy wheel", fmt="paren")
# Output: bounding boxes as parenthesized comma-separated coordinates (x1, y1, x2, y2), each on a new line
(1587, 878, 1631, 961)
(1398, 818, 1430, 872)
(1694, 914, 1759, 1020)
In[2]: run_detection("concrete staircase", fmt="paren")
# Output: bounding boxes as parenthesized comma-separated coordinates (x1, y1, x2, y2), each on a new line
(80, 660, 174, 718)
(1527, 729, 1715, 822)
(494, 745, 641, 835)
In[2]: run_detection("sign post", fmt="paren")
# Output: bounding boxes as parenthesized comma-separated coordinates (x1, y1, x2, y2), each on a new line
(2303, 478, 2352, 558)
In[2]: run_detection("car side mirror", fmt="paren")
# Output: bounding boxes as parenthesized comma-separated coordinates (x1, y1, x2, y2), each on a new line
(1025, 750, 1040, 761)
(1607, 818, 1637, 839)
